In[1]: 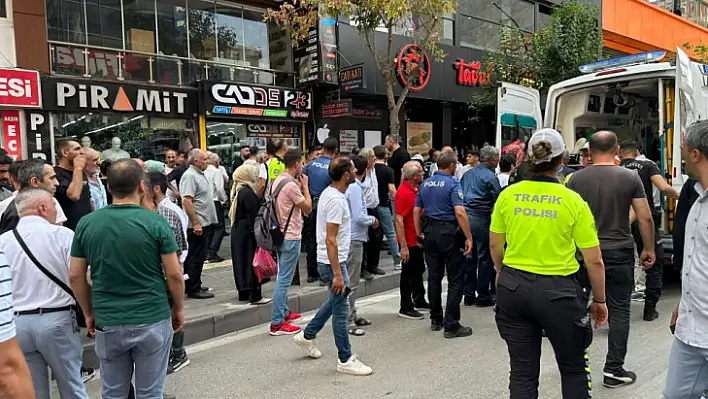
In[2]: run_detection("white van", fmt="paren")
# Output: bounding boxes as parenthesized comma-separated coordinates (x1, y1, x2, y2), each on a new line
(496, 47, 708, 234)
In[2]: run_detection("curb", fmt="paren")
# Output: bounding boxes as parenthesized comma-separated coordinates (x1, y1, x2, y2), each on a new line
(81, 270, 402, 367)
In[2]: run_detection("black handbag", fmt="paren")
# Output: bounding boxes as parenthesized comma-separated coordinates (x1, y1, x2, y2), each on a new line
(11, 229, 86, 327)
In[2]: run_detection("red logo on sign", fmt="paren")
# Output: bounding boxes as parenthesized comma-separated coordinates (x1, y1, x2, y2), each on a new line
(396, 44, 431, 92)
(453, 59, 491, 87)
(2, 110, 22, 159)
(0, 69, 41, 108)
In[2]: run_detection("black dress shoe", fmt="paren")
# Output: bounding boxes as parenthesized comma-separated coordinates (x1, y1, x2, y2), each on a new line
(200, 287, 211, 293)
(444, 326, 473, 339)
(187, 291, 215, 299)
(361, 271, 375, 281)
(370, 268, 386, 275)
(463, 296, 476, 306)
(431, 321, 443, 331)
(307, 276, 318, 283)
(476, 298, 495, 308)
(206, 256, 225, 263)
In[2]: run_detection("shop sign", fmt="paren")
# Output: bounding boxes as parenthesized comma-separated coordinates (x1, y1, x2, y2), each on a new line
(53, 45, 123, 79)
(42, 78, 198, 117)
(0, 68, 41, 108)
(294, 13, 338, 86)
(26, 111, 52, 161)
(320, 99, 352, 119)
(204, 82, 312, 121)
(453, 59, 491, 87)
(396, 44, 431, 92)
(2, 110, 21, 159)
(339, 64, 365, 91)
(352, 108, 383, 120)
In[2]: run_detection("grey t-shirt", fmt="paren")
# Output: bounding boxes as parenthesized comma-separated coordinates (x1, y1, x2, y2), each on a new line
(566, 165, 646, 251)
(179, 166, 218, 228)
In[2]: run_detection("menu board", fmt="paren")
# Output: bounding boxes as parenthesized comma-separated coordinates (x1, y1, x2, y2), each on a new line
(340, 129, 358, 153)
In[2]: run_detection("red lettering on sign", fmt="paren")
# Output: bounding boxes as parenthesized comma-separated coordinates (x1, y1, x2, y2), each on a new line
(2, 110, 22, 159)
(453, 59, 491, 87)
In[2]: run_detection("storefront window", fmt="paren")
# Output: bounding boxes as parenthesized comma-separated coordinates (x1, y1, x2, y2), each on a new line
(47, 0, 87, 44)
(459, 16, 500, 49)
(53, 113, 196, 162)
(189, 0, 217, 60)
(0, 0, 7, 18)
(207, 122, 301, 171)
(86, 0, 122, 49)
(47, 0, 293, 85)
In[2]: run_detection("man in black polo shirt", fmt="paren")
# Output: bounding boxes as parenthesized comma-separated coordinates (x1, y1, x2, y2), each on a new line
(55, 139, 92, 230)
(386, 134, 410, 187)
(618, 141, 679, 321)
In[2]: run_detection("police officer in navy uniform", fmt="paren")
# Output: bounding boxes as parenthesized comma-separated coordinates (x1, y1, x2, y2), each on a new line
(414, 151, 474, 338)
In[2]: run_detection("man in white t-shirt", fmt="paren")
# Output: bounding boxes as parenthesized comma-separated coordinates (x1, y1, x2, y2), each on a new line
(292, 156, 373, 376)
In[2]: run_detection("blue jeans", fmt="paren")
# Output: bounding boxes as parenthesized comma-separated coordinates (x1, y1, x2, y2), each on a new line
(272, 239, 302, 325)
(464, 214, 495, 302)
(377, 205, 401, 264)
(16, 310, 88, 399)
(303, 262, 352, 363)
(94, 317, 173, 399)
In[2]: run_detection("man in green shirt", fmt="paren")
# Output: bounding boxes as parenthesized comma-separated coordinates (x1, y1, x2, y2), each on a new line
(69, 159, 185, 399)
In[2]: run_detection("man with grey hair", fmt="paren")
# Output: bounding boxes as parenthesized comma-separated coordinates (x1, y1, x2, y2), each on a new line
(460, 145, 501, 307)
(664, 120, 708, 398)
(0, 188, 88, 398)
(180, 148, 217, 299)
(204, 152, 227, 263)
(395, 161, 429, 320)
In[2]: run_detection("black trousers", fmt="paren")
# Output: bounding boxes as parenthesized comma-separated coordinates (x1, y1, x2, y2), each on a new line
(184, 224, 214, 294)
(400, 245, 426, 312)
(423, 221, 466, 330)
(631, 218, 664, 305)
(495, 267, 593, 399)
(363, 208, 383, 273)
(602, 248, 634, 374)
(304, 198, 320, 279)
(207, 201, 226, 259)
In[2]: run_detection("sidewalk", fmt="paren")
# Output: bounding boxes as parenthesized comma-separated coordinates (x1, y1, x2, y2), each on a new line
(80, 237, 401, 367)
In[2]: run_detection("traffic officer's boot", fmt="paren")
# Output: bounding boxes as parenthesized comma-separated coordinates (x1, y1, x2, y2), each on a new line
(643, 300, 659, 321)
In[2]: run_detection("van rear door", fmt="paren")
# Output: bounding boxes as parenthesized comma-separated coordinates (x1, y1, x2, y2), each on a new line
(496, 82, 543, 148)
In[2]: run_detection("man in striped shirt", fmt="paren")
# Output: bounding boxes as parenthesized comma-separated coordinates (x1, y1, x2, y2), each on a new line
(0, 232, 35, 398)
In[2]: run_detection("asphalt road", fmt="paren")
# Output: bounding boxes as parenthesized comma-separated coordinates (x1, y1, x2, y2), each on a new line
(81, 286, 679, 399)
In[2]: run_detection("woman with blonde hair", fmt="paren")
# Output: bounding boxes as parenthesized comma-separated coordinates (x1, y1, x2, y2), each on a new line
(229, 164, 271, 304)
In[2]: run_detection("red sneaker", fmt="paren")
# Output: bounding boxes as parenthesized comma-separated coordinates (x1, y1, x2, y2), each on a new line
(285, 311, 302, 322)
(269, 322, 302, 336)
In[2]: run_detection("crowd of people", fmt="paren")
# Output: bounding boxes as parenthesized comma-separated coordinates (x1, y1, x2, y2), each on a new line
(0, 119, 706, 397)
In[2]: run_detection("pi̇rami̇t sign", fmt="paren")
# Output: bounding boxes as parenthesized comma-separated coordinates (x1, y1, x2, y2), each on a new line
(453, 59, 491, 87)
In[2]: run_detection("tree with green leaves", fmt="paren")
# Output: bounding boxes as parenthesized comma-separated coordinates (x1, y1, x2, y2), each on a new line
(265, 0, 456, 135)
(683, 42, 708, 63)
(473, 0, 602, 108)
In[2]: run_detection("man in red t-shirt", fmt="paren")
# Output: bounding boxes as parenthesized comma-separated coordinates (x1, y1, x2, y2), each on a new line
(394, 161, 429, 319)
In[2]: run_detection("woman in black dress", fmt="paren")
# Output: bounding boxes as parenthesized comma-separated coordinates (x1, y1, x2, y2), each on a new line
(228, 164, 270, 304)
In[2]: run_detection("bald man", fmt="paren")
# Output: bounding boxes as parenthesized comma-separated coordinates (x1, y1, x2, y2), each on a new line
(84, 149, 107, 210)
(428, 146, 464, 180)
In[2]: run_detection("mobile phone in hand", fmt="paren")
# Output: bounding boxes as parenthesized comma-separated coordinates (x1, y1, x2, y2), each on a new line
(670, 323, 676, 335)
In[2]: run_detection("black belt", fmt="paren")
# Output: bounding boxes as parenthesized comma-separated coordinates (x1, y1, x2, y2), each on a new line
(14, 305, 75, 316)
(503, 266, 575, 281)
(428, 219, 456, 226)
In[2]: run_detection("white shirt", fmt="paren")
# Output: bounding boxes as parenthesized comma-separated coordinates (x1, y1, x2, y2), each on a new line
(316, 186, 351, 264)
(160, 197, 189, 263)
(219, 165, 229, 184)
(165, 166, 178, 201)
(497, 173, 511, 188)
(361, 168, 379, 209)
(676, 182, 708, 349)
(429, 162, 465, 180)
(205, 165, 227, 203)
(0, 216, 75, 312)
(0, 191, 67, 224)
(0, 251, 14, 342)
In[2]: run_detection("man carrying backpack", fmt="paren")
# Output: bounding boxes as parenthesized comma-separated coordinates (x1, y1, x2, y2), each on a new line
(267, 150, 313, 335)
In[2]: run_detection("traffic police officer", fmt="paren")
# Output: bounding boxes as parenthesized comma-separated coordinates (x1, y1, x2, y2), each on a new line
(489, 129, 608, 398)
(413, 151, 474, 339)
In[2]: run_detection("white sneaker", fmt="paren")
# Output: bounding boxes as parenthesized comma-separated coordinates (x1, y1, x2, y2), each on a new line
(393, 262, 402, 271)
(293, 331, 322, 359)
(251, 297, 272, 305)
(337, 355, 373, 376)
